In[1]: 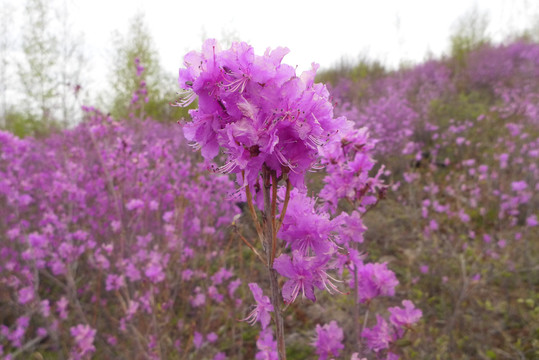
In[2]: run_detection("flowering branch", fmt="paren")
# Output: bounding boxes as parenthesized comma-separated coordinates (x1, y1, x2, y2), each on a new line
(262, 166, 287, 359)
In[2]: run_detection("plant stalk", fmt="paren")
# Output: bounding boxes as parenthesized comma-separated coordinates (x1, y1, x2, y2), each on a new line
(262, 166, 286, 360)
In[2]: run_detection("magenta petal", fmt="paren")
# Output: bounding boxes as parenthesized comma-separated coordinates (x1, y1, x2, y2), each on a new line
(273, 254, 295, 279)
(281, 280, 299, 303)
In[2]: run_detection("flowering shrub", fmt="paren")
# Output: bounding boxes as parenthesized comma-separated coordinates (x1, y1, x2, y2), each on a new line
(329, 40, 538, 358)
(0, 108, 243, 359)
(176, 39, 421, 360)
(2, 37, 536, 359)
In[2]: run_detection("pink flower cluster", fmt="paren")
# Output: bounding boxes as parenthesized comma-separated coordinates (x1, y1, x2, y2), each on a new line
(311, 321, 345, 360)
(175, 39, 342, 189)
(361, 301, 422, 357)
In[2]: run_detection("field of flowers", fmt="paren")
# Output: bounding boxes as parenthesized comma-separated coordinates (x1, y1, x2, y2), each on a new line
(0, 39, 537, 360)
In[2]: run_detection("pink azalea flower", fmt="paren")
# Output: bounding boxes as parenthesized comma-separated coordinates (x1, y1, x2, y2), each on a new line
(361, 315, 395, 352)
(388, 300, 423, 328)
(353, 262, 399, 303)
(176, 39, 341, 189)
(311, 321, 344, 360)
(274, 251, 340, 303)
(255, 328, 278, 360)
(70, 324, 97, 359)
(243, 283, 274, 329)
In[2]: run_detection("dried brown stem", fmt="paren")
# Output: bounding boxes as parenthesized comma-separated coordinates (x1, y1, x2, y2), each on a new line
(277, 177, 291, 231)
(235, 227, 266, 264)
(262, 166, 286, 360)
(245, 182, 264, 242)
(271, 171, 278, 264)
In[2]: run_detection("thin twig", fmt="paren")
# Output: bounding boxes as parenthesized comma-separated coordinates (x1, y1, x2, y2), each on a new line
(234, 227, 266, 264)
(277, 176, 291, 231)
(10, 335, 47, 358)
(262, 166, 286, 360)
(245, 181, 264, 242)
(362, 306, 370, 333)
(271, 171, 278, 264)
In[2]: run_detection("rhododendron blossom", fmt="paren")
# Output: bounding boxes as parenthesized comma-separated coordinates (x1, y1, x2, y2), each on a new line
(175, 39, 342, 189)
(273, 250, 339, 303)
(361, 315, 395, 352)
(243, 283, 274, 329)
(311, 321, 345, 360)
(352, 262, 399, 303)
(388, 300, 422, 328)
(70, 324, 96, 359)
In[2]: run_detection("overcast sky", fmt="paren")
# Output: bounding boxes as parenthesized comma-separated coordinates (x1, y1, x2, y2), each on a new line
(4, 0, 539, 96)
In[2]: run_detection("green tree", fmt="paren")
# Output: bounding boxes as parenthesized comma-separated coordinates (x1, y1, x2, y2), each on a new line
(18, 0, 60, 126)
(0, 0, 14, 126)
(57, 0, 87, 126)
(449, 7, 490, 67)
(106, 13, 172, 121)
(16, 0, 86, 131)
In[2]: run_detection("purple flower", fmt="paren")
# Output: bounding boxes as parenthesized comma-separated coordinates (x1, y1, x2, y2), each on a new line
(125, 262, 141, 282)
(126, 198, 145, 211)
(18, 285, 34, 305)
(193, 331, 204, 349)
(353, 262, 399, 303)
(206, 332, 218, 343)
(7, 316, 30, 347)
(511, 180, 528, 192)
(526, 214, 538, 227)
(211, 267, 234, 285)
(458, 210, 470, 223)
(145, 262, 165, 283)
(105, 274, 125, 291)
(255, 328, 278, 360)
(134, 57, 144, 77)
(176, 39, 341, 189)
(145, 252, 167, 283)
(274, 251, 339, 303)
(318, 121, 383, 214)
(361, 315, 395, 352)
(274, 252, 316, 302)
(208, 285, 224, 303)
(243, 283, 274, 329)
(228, 278, 242, 298)
(56, 297, 69, 319)
(214, 352, 227, 360)
(311, 321, 344, 360)
(334, 211, 367, 245)
(278, 189, 338, 256)
(125, 300, 139, 320)
(70, 324, 97, 359)
(40, 300, 51, 317)
(190, 289, 206, 308)
(388, 300, 422, 328)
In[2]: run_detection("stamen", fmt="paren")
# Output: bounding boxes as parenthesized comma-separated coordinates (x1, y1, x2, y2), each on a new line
(217, 160, 238, 174)
(275, 148, 297, 173)
(242, 308, 258, 326)
(222, 76, 249, 93)
(171, 89, 198, 107)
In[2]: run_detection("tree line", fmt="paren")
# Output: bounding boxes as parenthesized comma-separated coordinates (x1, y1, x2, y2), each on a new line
(0, 0, 187, 138)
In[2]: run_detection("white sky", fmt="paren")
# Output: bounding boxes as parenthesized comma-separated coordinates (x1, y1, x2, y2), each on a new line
(4, 0, 539, 97)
